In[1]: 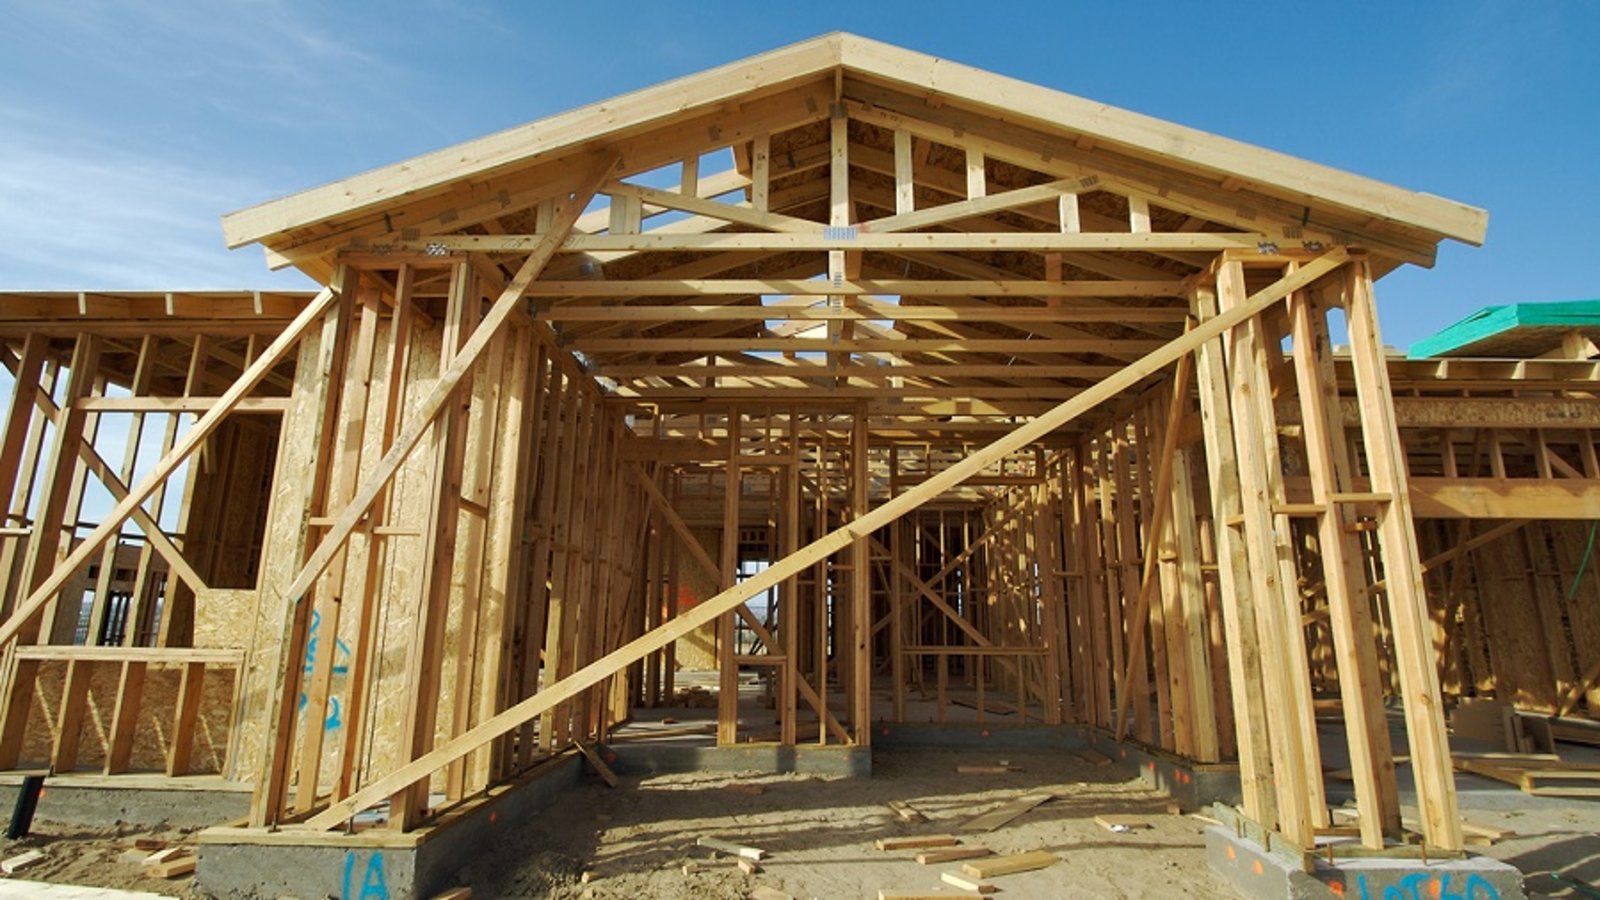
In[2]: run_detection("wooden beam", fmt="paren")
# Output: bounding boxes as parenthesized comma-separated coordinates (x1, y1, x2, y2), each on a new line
(860, 179, 1077, 234)
(539, 303, 1187, 323)
(603, 180, 818, 233)
(523, 279, 1181, 298)
(831, 34, 1486, 243)
(572, 338, 1166, 354)
(416, 232, 1276, 253)
(626, 460, 850, 742)
(1343, 258, 1461, 851)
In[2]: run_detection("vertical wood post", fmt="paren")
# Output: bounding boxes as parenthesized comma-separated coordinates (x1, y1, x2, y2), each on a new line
(1343, 258, 1463, 851)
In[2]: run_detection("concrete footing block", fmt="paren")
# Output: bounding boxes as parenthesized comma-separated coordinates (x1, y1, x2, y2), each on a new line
(197, 754, 582, 899)
(1205, 825, 1524, 900)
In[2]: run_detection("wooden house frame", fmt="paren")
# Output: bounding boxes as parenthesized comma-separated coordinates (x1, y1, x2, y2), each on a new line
(4, 33, 1595, 868)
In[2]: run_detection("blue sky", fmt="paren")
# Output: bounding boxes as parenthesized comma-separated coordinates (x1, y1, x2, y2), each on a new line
(2, 1, 1596, 347)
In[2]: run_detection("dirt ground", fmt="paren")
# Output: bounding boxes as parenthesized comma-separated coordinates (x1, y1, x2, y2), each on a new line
(4, 744, 1600, 898)
(0, 820, 198, 898)
(460, 747, 1234, 899)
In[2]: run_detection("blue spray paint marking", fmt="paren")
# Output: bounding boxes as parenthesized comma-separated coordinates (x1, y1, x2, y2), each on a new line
(342, 850, 390, 900)
(1354, 871, 1500, 900)
(298, 610, 353, 731)
(302, 610, 353, 676)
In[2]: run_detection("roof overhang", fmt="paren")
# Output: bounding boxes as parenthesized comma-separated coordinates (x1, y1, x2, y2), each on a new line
(221, 33, 1487, 259)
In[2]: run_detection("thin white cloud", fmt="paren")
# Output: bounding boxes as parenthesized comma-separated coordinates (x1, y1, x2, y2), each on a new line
(0, 114, 313, 289)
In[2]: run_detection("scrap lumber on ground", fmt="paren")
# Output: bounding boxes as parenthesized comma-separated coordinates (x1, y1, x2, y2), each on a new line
(961, 850, 1060, 878)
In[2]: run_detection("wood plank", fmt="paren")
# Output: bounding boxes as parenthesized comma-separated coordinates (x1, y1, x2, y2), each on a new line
(51, 658, 94, 772)
(941, 871, 997, 893)
(419, 231, 1277, 253)
(165, 662, 206, 776)
(604, 180, 817, 233)
(887, 800, 927, 822)
(961, 792, 1053, 832)
(523, 279, 1180, 297)
(104, 661, 148, 775)
(574, 741, 619, 788)
(861, 178, 1075, 233)
(960, 850, 1058, 878)
(574, 338, 1166, 354)
(262, 154, 620, 732)
(915, 846, 991, 864)
(537, 303, 1187, 323)
(1289, 287, 1399, 846)
(221, 37, 840, 246)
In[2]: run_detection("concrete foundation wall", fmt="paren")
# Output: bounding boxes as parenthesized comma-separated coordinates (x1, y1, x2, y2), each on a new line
(198, 754, 581, 900)
(1205, 826, 1524, 900)
(608, 742, 870, 777)
(0, 776, 250, 829)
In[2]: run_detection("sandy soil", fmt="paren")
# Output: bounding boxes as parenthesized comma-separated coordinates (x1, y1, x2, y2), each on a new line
(461, 747, 1236, 899)
(0, 821, 198, 898)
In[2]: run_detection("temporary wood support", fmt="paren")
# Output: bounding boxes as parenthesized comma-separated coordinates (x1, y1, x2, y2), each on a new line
(1341, 258, 1462, 851)
(1288, 285, 1400, 847)
(1224, 259, 1331, 844)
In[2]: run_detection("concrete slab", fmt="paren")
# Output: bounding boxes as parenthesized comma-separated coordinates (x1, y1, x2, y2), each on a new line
(1206, 825, 1524, 900)
(874, 722, 1242, 810)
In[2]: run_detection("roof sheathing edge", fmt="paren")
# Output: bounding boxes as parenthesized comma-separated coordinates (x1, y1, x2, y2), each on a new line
(834, 34, 1488, 246)
(219, 34, 847, 249)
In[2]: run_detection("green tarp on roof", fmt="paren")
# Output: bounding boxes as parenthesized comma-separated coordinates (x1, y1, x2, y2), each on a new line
(1408, 299, 1600, 359)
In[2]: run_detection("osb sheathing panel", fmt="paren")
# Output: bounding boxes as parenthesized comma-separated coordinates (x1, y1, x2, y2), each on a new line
(194, 419, 279, 589)
(671, 527, 722, 672)
(1472, 533, 1558, 711)
(19, 660, 235, 773)
(327, 318, 443, 790)
(1552, 522, 1600, 711)
(227, 332, 329, 782)
(445, 333, 530, 776)
(235, 313, 492, 789)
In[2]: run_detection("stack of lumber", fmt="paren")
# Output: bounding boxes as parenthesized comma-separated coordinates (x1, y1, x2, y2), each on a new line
(1453, 756, 1600, 798)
